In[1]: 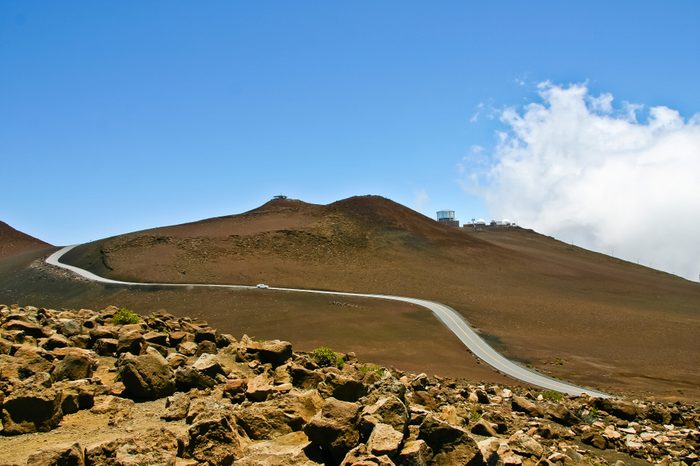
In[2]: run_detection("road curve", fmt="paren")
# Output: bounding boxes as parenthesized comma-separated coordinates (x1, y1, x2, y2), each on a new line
(46, 244, 610, 398)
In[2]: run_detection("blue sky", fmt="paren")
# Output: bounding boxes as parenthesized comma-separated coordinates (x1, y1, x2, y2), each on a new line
(2, 1, 699, 250)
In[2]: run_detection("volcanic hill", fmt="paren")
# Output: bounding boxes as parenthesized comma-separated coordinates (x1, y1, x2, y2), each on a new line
(0, 220, 52, 258)
(60, 196, 700, 401)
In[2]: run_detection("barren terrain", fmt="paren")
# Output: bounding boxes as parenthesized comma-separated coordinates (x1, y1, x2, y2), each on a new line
(56, 196, 700, 401)
(0, 221, 51, 259)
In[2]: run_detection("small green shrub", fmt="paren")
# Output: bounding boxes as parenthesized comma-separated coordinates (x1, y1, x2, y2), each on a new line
(113, 307, 140, 325)
(359, 364, 385, 376)
(469, 406, 482, 421)
(542, 390, 564, 402)
(312, 346, 344, 368)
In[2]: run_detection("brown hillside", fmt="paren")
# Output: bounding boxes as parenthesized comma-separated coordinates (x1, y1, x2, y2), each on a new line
(0, 220, 51, 258)
(63, 196, 700, 400)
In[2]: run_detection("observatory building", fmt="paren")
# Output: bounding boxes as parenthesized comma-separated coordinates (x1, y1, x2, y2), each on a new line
(436, 210, 459, 227)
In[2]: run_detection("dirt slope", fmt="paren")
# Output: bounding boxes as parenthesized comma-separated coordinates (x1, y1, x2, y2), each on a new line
(62, 196, 700, 400)
(0, 220, 52, 258)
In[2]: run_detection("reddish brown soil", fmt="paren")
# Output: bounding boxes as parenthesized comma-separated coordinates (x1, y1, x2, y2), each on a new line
(11, 196, 700, 400)
(0, 249, 510, 386)
(0, 220, 51, 258)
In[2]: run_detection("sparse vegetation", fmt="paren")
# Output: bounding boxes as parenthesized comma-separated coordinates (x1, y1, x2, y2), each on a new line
(113, 307, 140, 324)
(358, 364, 385, 376)
(542, 390, 563, 402)
(469, 406, 482, 421)
(312, 346, 344, 368)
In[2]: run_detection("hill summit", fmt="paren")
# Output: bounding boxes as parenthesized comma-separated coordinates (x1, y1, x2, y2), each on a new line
(60, 195, 700, 400)
(0, 220, 51, 258)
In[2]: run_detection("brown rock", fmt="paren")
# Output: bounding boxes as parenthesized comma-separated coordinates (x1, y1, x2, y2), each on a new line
(246, 373, 274, 402)
(1, 386, 63, 434)
(26, 442, 84, 466)
(161, 392, 190, 421)
(223, 378, 248, 402)
(188, 415, 243, 466)
(417, 415, 470, 452)
(512, 395, 543, 417)
(93, 338, 118, 356)
(236, 431, 317, 466)
(85, 428, 179, 465)
(341, 444, 396, 466)
(398, 439, 432, 466)
(304, 397, 361, 463)
(508, 432, 544, 457)
(368, 423, 404, 457)
(471, 418, 500, 437)
(236, 389, 323, 440)
(53, 353, 96, 381)
(362, 396, 409, 434)
(117, 351, 175, 400)
(116, 330, 144, 355)
(545, 403, 580, 427)
(41, 333, 72, 351)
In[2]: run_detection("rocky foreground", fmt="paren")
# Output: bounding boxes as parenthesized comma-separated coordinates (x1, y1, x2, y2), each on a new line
(0, 304, 697, 466)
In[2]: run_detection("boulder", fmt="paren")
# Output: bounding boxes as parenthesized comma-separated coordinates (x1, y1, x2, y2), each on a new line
(417, 415, 470, 452)
(593, 398, 638, 421)
(341, 444, 396, 466)
(368, 423, 404, 457)
(59, 381, 96, 414)
(178, 341, 198, 356)
(26, 442, 84, 466)
(511, 395, 543, 417)
(236, 431, 318, 466)
(304, 397, 361, 463)
(470, 418, 500, 437)
(582, 431, 608, 450)
(290, 364, 324, 389)
(85, 428, 180, 465)
(508, 432, 545, 458)
(545, 403, 580, 426)
(2, 320, 46, 338)
(196, 340, 218, 356)
(11, 345, 53, 377)
(257, 340, 293, 366)
(223, 378, 248, 403)
(321, 374, 368, 402)
(361, 395, 409, 436)
(117, 330, 144, 355)
(93, 338, 119, 356)
(53, 353, 96, 381)
(58, 319, 83, 337)
(1, 386, 63, 434)
(41, 333, 72, 350)
(175, 366, 217, 391)
(194, 327, 217, 344)
(236, 389, 324, 440)
(188, 415, 244, 465)
(117, 351, 175, 400)
(142, 331, 168, 347)
(246, 373, 275, 402)
(161, 392, 190, 421)
(398, 439, 432, 466)
(192, 353, 226, 378)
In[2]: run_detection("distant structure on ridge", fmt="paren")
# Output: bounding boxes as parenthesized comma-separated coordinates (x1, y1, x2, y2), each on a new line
(464, 218, 517, 230)
(273, 195, 288, 200)
(436, 210, 459, 227)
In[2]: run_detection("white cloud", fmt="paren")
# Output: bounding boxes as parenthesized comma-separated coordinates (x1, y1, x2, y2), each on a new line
(465, 82, 700, 280)
(413, 189, 430, 212)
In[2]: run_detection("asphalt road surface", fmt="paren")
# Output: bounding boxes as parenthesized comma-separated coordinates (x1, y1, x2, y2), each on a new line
(46, 244, 610, 398)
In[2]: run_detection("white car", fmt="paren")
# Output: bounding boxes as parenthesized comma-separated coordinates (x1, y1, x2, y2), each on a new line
(256, 283, 269, 289)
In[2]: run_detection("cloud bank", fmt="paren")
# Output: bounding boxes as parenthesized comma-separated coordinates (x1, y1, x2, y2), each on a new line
(467, 82, 700, 281)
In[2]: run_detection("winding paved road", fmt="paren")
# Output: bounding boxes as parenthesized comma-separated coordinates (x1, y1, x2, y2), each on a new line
(46, 244, 610, 398)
